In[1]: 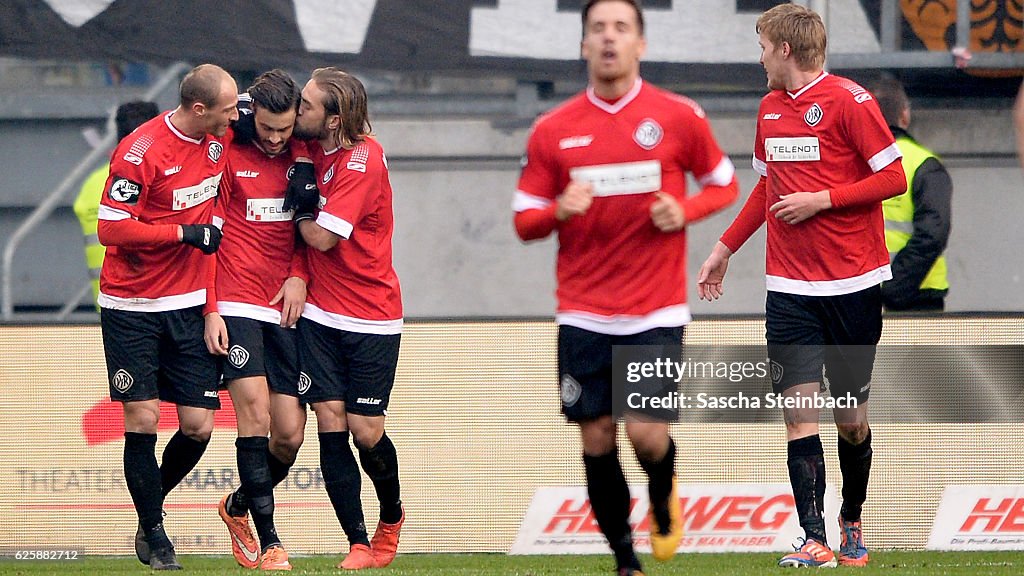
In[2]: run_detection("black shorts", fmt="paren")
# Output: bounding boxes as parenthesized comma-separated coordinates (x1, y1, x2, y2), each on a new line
(558, 324, 684, 422)
(296, 318, 401, 416)
(221, 316, 300, 397)
(101, 306, 221, 409)
(765, 285, 882, 402)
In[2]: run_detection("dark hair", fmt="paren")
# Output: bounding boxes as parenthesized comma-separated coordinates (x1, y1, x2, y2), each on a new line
(247, 69, 300, 114)
(179, 63, 230, 108)
(310, 67, 371, 148)
(115, 101, 159, 141)
(869, 73, 910, 128)
(582, 0, 644, 35)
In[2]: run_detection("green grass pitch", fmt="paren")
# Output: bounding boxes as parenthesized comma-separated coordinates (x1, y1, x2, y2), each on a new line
(2, 552, 1024, 575)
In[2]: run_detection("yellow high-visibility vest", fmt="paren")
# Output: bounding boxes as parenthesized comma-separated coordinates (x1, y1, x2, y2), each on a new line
(881, 136, 949, 291)
(73, 164, 108, 307)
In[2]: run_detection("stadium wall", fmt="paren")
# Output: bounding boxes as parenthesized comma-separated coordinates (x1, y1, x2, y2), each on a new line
(0, 316, 1021, 555)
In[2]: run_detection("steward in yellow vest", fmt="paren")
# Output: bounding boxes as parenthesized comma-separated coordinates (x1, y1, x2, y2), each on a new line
(73, 164, 109, 305)
(880, 128, 952, 310)
(871, 76, 952, 311)
(72, 101, 159, 309)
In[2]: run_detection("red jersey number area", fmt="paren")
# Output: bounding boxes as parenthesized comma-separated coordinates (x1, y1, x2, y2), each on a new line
(215, 144, 299, 320)
(516, 80, 735, 320)
(307, 137, 402, 326)
(754, 73, 900, 294)
(98, 112, 228, 304)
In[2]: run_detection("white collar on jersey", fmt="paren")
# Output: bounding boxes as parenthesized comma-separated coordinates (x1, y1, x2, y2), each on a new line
(164, 111, 204, 144)
(586, 78, 643, 114)
(786, 71, 829, 100)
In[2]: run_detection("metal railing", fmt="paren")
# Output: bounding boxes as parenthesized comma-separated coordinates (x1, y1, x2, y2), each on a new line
(0, 62, 190, 320)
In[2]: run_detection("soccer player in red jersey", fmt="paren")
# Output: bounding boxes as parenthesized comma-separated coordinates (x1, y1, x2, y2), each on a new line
(514, 2, 739, 574)
(697, 4, 907, 568)
(289, 67, 404, 570)
(203, 69, 308, 571)
(97, 63, 238, 570)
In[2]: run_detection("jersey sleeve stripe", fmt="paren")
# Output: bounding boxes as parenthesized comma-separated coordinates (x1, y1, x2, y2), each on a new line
(697, 156, 736, 187)
(98, 205, 133, 221)
(752, 157, 768, 177)
(512, 190, 553, 212)
(867, 142, 902, 173)
(316, 211, 354, 240)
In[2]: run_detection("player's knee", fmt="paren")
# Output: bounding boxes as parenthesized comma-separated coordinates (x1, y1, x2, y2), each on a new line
(579, 416, 617, 456)
(271, 430, 304, 462)
(836, 422, 869, 445)
(178, 419, 214, 442)
(123, 403, 161, 433)
(349, 421, 384, 451)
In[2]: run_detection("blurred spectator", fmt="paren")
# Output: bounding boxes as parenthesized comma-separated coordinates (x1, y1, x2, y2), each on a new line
(72, 100, 159, 307)
(872, 75, 952, 311)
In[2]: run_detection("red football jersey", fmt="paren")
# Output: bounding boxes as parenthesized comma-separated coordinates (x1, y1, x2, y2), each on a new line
(515, 80, 737, 335)
(215, 142, 302, 325)
(98, 111, 229, 311)
(304, 137, 403, 334)
(742, 72, 901, 296)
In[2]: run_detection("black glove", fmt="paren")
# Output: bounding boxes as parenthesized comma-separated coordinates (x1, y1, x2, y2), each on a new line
(231, 96, 256, 145)
(181, 224, 223, 255)
(283, 162, 320, 214)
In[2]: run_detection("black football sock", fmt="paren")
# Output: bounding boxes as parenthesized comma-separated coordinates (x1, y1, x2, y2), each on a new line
(268, 449, 294, 487)
(320, 431, 369, 546)
(838, 429, 872, 522)
(124, 432, 171, 549)
(357, 433, 403, 524)
(160, 430, 210, 497)
(228, 447, 295, 517)
(583, 448, 641, 571)
(237, 436, 280, 551)
(637, 436, 676, 535)
(787, 435, 828, 546)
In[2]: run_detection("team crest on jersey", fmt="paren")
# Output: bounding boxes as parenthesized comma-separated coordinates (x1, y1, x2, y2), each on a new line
(112, 369, 134, 393)
(804, 103, 823, 127)
(108, 177, 142, 204)
(633, 119, 663, 150)
(297, 372, 312, 395)
(228, 345, 250, 369)
(207, 141, 223, 163)
(560, 374, 582, 407)
(322, 164, 335, 185)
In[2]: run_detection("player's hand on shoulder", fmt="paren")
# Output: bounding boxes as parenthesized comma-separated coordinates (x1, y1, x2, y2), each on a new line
(556, 181, 593, 221)
(650, 191, 685, 233)
(283, 161, 320, 215)
(231, 94, 256, 144)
